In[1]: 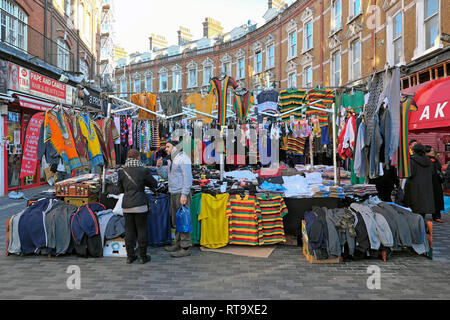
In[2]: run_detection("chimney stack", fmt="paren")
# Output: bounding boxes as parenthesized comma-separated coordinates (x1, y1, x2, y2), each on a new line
(268, 0, 272, 9)
(149, 36, 153, 51)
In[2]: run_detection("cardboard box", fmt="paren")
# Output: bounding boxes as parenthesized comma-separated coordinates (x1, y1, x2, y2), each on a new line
(103, 238, 127, 257)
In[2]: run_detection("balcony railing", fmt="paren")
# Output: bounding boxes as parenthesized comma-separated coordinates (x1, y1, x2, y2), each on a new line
(1, 8, 76, 73)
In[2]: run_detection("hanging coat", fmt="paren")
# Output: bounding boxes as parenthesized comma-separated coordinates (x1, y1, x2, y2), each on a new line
(77, 114, 104, 167)
(404, 154, 435, 215)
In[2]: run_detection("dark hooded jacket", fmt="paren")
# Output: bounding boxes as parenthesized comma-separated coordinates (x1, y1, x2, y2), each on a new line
(404, 154, 435, 215)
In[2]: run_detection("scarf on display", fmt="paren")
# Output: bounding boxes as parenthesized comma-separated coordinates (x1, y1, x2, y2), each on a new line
(124, 158, 143, 168)
(208, 75, 238, 126)
(397, 97, 417, 179)
(233, 89, 254, 124)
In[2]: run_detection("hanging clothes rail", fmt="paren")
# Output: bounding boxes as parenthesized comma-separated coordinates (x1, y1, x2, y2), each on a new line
(108, 95, 166, 119)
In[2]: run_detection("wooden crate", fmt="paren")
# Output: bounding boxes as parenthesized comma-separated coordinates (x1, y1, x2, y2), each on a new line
(64, 196, 98, 207)
(301, 220, 341, 264)
(56, 183, 95, 197)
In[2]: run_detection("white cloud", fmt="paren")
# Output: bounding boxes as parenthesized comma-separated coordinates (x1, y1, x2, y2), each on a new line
(113, 0, 271, 54)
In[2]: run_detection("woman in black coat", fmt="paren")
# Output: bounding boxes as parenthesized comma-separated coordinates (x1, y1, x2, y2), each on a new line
(425, 146, 445, 223)
(117, 149, 158, 264)
(404, 144, 435, 218)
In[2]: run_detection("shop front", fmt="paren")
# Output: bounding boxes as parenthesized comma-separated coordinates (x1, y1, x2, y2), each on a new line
(406, 76, 450, 165)
(2, 60, 76, 193)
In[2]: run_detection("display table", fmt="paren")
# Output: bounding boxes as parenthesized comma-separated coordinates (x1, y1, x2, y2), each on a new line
(282, 197, 347, 236)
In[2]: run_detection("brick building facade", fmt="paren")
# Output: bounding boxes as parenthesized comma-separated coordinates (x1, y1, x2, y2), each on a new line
(115, 0, 449, 105)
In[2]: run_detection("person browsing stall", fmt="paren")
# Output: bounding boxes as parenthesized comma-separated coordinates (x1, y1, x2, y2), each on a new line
(118, 149, 158, 264)
(425, 145, 445, 223)
(156, 140, 193, 258)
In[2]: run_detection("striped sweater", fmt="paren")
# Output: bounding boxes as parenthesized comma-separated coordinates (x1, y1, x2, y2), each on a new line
(257, 195, 288, 244)
(226, 194, 264, 246)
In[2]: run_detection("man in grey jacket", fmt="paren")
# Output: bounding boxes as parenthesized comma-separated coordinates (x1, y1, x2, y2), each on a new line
(156, 140, 193, 258)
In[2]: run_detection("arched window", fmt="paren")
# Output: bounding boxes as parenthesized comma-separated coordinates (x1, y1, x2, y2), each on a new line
(79, 58, 89, 81)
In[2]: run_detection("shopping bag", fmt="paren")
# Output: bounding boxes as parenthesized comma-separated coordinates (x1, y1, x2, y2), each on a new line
(176, 205, 193, 233)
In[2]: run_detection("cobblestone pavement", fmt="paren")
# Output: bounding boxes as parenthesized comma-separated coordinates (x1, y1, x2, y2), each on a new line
(0, 188, 449, 300)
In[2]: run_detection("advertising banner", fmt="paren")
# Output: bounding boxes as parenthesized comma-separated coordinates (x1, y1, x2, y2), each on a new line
(20, 112, 44, 178)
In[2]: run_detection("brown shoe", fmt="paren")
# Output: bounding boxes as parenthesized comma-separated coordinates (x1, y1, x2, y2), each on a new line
(170, 248, 191, 258)
(164, 244, 181, 252)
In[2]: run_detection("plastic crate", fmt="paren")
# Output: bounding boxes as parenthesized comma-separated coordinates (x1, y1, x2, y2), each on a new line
(103, 238, 127, 257)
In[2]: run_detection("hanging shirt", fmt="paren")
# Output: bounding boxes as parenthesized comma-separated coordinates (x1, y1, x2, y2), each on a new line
(198, 193, 230, 248)
(304, 88, 335, 127)
(186, 92, 216, 124)
(257, 194, 288, 245)
(278, 89, 307, 121)
(226, 194, 264, 246)
(232, 90, 254, 124)
(77, 113, 104, 167)
(208, 75, 238, 126)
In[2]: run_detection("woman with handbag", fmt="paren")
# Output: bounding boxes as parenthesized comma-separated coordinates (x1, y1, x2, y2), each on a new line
(425, 146, 445, 223)
(118, 149, 158, 264)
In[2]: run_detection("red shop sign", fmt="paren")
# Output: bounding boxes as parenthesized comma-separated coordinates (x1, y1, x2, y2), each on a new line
(29, 71, 66, 101)
(20, 112, 44, 178)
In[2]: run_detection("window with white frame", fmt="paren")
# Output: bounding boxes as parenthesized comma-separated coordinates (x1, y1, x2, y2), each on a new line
(424, 0, 439, 50)
(304, 66, 312, 87)
(222, 61, 232, 76)
(349, 0, 361, 19)
(188, 68, 197, 88)
(237, 58, 245, 79)
(159, 73, 168, 92)
(145, 73, 153, 92)
(79, 58, 89, 81)
(57, 38, 70, 70)
(303, 20, 313, 52)
(0, 0, 28, 51)
(134, 74, 141, 93)
(119, 76, 127, 98)
(254, 51, 262, 74)
(288, 72, 296, 88)
(288, 31, 297, 59)
(331, 51, 341, 86)
(331, 0, 342, 32)
(203, 65, 213, 85)
(350, 39, 361, 80)
(266, 44, 275, 69)
(393, 12, 403, 65)
(172, 71, 181, 91)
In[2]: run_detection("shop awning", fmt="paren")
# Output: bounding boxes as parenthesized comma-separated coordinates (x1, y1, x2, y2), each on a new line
(408, 77, 450, 131)
(13, 93, 57, 111)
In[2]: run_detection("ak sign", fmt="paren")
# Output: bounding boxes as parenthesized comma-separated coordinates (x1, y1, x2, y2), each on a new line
(83, 88, 102, 109)
(408, 78, 450, 131)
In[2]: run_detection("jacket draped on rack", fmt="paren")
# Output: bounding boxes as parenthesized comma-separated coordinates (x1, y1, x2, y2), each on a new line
(77, 113, 104, 167)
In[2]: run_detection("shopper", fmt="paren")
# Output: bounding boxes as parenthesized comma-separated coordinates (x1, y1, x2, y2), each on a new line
(118, 149, 158, 264)
(404, 143, 435, 219)
(156, 140, 193, 258)
(409, 139, 418, 156)
(369, 164, 399, 202)
(425, 145, 445, 223)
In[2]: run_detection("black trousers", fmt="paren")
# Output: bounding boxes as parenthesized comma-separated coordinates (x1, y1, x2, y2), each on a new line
(124, 212, 148, 258)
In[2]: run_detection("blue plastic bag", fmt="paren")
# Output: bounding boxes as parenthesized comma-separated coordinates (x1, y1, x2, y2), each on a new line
(176, 205, 193, 233)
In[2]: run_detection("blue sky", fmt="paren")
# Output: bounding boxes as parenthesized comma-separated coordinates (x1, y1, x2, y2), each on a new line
(114, 0, 294, 54)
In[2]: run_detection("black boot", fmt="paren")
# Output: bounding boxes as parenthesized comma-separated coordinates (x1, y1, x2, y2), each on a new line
(139, 246, 150, 264)
(126, 246, 138, 264)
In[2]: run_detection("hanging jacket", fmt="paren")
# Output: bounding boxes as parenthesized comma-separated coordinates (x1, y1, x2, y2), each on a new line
(77, 114, 104, 167)
(18, 199, 56, 254)
(71, 203, 105, 245)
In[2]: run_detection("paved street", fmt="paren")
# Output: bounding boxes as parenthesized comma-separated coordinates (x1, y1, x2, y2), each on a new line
(0, 187, 449, 300)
